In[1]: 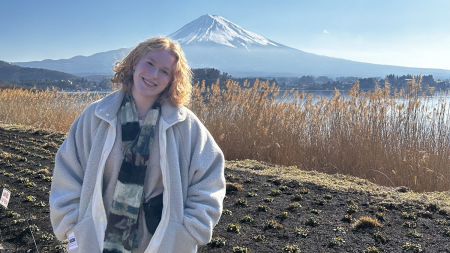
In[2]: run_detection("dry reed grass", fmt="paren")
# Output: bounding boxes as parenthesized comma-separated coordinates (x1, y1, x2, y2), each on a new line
(190, 77, 450, 192)
(1, 76, 449, 192)
(0, 88, 104, 132)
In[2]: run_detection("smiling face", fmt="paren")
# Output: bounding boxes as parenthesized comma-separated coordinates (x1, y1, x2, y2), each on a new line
(131, 49, 176, 106)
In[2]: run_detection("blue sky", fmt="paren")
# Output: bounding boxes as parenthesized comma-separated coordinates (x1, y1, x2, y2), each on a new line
(1, 0, 449, 70)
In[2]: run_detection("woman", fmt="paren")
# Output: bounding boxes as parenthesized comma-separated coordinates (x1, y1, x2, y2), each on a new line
(49, 37, 226, 253)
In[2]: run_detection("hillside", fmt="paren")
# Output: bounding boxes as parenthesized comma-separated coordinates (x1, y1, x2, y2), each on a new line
(1, 124, 450, 252)
(0, 61, 78, 82)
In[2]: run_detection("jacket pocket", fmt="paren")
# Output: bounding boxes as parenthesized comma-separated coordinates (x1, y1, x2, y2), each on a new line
(143, 193, 163, 234)
(66, 216, 100, 253)
(155, 220, 197, 253)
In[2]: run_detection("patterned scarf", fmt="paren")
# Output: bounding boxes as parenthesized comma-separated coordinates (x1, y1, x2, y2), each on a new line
(103, 92, 160, 253)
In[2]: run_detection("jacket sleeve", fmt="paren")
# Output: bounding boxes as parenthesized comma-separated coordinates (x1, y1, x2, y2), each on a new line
(183, 119, 226, 245)
(49, 109, 93, 241)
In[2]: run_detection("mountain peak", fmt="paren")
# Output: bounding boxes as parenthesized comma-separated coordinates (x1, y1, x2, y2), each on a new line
(169, 14, 281, 50)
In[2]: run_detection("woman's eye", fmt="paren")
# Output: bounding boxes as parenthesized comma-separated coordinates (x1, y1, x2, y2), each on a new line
(147, 62, 153, 66)
(162, 70, 169, 75)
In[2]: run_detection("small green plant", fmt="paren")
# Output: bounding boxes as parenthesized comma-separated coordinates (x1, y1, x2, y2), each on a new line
(328, 237, 345, 247)
(241, 215, 254, 223)
(363, 246, 379, 253)
(6, 211, 20, 218)
(375, 212, 386, 221)
(13, 219, 26, 224)
(34, 201, 47, 207)
(443, 228, 450, 237)
(311, 209, 321, 214)
(402, 221, 417, 228)
(24, 168, 36, 175)
(402, 212, 417, 220)
(40, 233, 55, 241)
(341, 214, 352, 223)
(28, 224, 40, 232)
(42, 176, 53, 182)
(264, 220, 283, 230)
(346, 199, 355, 205)
(347, 204, 359, 214)
(232, 246, 248, 253)
(288, 202, 301, 210)
(25, 195, 36, 202)
(258, 204, 269, 212)
(323, 194, 333, 200)
(436, 219, 447, 225)
(208, 237, 226, 248)
(55, 245, 66, 250)
(222, 209, 232, 215)
(227, 224, 241, 233)
(235, 198, 248, 207)
(408, 230, 422, 238)
(294, 227, 308, 238)
(17, 177, 29, 183)
(373, 231, 387, 243)
(263, 197, 274, 203)
(247, 191, 258, 197)
(268, 189, 282, 196)
(283, 244, 300, 252)
(402, 242, 423, 252)
(299, 188, 310, 194)
(305, 217, 319, 227)
(377, 205, 386, 212)
(279, 185, 289, 191)
(262, 182, 271, 187)
(334, 226, 346, 234)
(276, 211, 289, 220)
(25, 182, 37, 187)
(253, 234, 265, 241)
(291, 194, 303, 201)
(316, 198, 326, 206)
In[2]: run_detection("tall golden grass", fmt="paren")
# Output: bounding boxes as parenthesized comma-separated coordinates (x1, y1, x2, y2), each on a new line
(1, 77, 449, 192)
(190, 77, 450, 192)
(0, 88, 104, 132)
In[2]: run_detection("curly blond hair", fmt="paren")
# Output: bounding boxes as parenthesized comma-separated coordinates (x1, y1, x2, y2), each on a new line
(111, 37, 192, 107)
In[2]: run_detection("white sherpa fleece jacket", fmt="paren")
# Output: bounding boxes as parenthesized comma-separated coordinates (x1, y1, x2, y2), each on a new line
(49, 90, 226, 252)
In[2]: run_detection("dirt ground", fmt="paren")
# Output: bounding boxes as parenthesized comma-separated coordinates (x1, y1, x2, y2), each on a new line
(1, 124, 450, 252)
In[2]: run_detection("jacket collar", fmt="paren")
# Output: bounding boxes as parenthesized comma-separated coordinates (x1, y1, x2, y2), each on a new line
(95, 89, 187, 125)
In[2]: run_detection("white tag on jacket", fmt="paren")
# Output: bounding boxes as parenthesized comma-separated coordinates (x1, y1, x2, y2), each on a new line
(68, 232, 78, 250)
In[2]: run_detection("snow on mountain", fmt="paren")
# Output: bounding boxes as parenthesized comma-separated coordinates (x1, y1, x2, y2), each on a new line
(169, 14, 281, 50)
(11, 14, 450, 78)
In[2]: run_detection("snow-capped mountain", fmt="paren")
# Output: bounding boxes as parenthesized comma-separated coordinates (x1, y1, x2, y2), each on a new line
(11, 14, 450, 79)
(170, 14, 281, 50)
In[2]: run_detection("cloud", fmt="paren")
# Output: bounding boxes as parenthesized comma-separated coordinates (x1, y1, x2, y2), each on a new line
(323, 30, 329, 34)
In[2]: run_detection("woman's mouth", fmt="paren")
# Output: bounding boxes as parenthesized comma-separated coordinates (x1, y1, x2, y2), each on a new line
(143, 78, 156, 86)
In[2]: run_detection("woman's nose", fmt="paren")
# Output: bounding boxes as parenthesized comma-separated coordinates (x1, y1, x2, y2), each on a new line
(147, 66, 158, 78)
